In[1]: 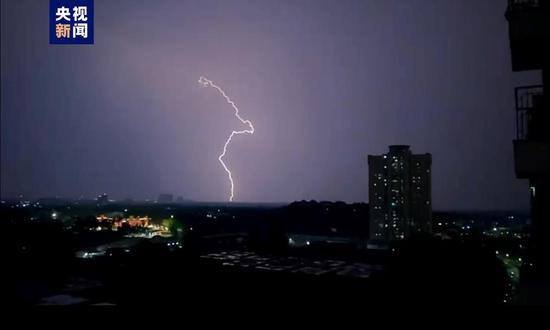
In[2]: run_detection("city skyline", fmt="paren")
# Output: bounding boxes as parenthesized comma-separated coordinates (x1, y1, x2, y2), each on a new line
(3, 0, 548, 307)
(1, 0, 541, 210)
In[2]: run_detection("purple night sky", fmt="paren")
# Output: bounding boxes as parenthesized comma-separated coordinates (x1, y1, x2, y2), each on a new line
(0, 0, 541, 209)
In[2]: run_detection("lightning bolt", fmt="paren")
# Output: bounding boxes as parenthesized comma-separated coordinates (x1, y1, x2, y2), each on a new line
(198, 76, 255, 202)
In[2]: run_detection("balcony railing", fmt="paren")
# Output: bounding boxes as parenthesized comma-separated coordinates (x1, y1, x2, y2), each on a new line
(515, 85, 544, 140)
(508, 0, 542, 10)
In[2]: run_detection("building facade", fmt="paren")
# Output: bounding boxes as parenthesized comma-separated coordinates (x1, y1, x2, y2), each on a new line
(368, 145, 432, 241)
(505, 0, 549, 281)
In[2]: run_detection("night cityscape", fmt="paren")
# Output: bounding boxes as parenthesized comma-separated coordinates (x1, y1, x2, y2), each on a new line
(1, 0, 549, 306)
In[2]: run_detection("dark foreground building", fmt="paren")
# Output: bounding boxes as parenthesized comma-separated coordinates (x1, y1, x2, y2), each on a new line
(505, 0, 549, 283)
